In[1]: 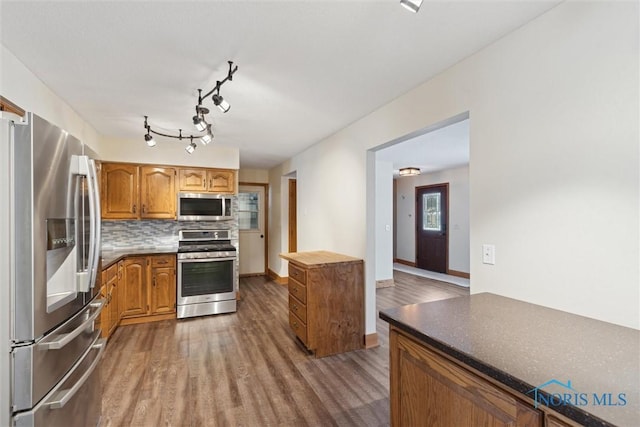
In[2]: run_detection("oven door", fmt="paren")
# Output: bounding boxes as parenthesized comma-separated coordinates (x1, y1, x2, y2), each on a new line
(177, 257, 236, 305)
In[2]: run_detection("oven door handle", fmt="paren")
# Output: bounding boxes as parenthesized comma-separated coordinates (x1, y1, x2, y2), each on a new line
(178, 257, 237, 264)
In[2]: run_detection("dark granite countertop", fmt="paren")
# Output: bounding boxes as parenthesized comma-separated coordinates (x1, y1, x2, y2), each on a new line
(379, 293, 639, 427)
(101, 247, 177, 269)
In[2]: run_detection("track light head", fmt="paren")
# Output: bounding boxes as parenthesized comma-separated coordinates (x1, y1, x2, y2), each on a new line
(144, 133, 156, 147)
(400, 0, 423, 13)
(185, 141, 197, 154)
(193, 114, 207, 132)
(212, 94, 230, 113)
(200, 132, 213, 145)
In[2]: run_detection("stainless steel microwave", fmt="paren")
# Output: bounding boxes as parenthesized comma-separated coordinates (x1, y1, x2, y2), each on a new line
(177, 193, 233, 221)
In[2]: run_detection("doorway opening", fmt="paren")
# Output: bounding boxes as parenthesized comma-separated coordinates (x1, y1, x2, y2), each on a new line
(373, 112, 470, 288)
(238, 183, 268, 277)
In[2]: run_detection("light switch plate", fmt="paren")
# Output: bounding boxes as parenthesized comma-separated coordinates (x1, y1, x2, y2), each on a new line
(482, 244, 495, 265)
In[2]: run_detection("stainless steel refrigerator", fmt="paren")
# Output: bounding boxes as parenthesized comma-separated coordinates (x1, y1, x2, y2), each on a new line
(4, 112, 104, 426)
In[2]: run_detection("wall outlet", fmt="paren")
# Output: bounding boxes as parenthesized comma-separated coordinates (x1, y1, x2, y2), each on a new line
(482, 244, 495, 265)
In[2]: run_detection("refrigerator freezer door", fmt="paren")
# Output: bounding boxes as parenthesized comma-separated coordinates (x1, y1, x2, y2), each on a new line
(12, 296, 104, 412)
(13, 334, 105, 427)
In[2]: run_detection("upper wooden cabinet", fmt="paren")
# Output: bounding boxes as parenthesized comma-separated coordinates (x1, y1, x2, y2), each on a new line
(101, 163, 139, 219)
(101, 163, 177, 219)
(139, 166, 176, 219)
(178, 168, 235, 194)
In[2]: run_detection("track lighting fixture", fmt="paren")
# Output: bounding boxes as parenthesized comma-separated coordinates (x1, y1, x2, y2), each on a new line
(195, 61, 237, 115)
(143, 116, 210, 150)
(142, 60, 238, 153)
(400, 0, 423, 13)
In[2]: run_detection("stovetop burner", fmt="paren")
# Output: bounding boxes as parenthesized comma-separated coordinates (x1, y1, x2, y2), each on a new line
(178, 229, 236, 254)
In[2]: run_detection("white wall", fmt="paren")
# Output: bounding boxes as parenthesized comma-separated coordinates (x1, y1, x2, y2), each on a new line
(98, 135, 239, 168)
(375, 159, 394, 281)
(0, 45, 100, 149)
(395, 166, 470, 274)
(239, 168, 270, 183)
(269, 2, 639, 331)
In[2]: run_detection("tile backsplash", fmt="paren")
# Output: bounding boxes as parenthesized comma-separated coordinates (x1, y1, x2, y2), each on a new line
(101, 219, 238, 250)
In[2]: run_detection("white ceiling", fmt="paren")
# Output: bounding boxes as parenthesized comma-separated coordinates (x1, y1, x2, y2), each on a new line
(377, 118, 469, 176)
(1, 1, 560, 169)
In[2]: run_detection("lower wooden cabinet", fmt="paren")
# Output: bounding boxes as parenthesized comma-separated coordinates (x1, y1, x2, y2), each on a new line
(282, 252, 364, 358)
(390, 327, 542, 427)
(120, 254, 176, 325)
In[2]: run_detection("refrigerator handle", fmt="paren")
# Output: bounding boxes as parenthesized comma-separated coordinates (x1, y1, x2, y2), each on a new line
(88, 158, 101, 289)
(77, 155, 100, 291)
(38, 298, 105, 350)
(45, 337, 106, 410)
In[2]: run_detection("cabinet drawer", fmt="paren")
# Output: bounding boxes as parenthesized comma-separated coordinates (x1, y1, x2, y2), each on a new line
(289, 312, 308, 345)
(289, 295, 307, 324)
(151, 255, 175, 268)
(288, 278, 307, 304)
(288, 263, 306, 285)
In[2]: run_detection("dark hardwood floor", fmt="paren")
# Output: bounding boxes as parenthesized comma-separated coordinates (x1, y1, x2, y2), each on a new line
(100, 270, 469, 426)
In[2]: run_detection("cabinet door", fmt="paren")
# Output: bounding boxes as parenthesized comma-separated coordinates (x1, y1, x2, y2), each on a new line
(101, 163, 139, 219)
(178, 168, 207, 192)
(390, 330, 542, 427)
(121, 257, 148, 318)
(150, 267, 176, 315)
(207, 169, 235, 193)
(140, 166, 176, 219)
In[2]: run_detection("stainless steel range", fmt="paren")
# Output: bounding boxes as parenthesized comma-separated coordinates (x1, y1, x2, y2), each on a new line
(177, 230, 238, 318)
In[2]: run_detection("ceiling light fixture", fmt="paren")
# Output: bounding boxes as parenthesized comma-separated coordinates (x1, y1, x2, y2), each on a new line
(142, 60, 238, 153)
(400, 0, 423, 13)
(399, 167, 421, 177)
(143, 116, 210, 150)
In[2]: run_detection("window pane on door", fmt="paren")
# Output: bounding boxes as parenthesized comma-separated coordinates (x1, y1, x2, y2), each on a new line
(238, 191, 259, 230)
(423, 193, 441, 231)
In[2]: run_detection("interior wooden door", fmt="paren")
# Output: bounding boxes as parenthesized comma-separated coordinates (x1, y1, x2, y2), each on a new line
(416, 183, 448, 273)
(288, 179, 297, 253)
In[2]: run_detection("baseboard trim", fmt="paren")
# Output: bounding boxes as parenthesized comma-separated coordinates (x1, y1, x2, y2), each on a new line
(365, 333, 379, 349)
(268, 268, 288, 285)
(394, 258, 416, 267)
(447, 269, 470, 279)
(120, 312, 176, 326)
(376, 279, 395, 288)
(239, 272, 267, 278)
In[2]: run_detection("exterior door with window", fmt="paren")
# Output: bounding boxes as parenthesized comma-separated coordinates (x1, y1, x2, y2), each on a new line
(238, 185, 266, 276)
(416, 184, 448, 273)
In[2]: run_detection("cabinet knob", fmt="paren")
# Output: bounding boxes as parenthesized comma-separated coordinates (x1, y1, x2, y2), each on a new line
(142, 204, 146, 214)
(132, 204, 137, 213)
(293, 304, 297, 310)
